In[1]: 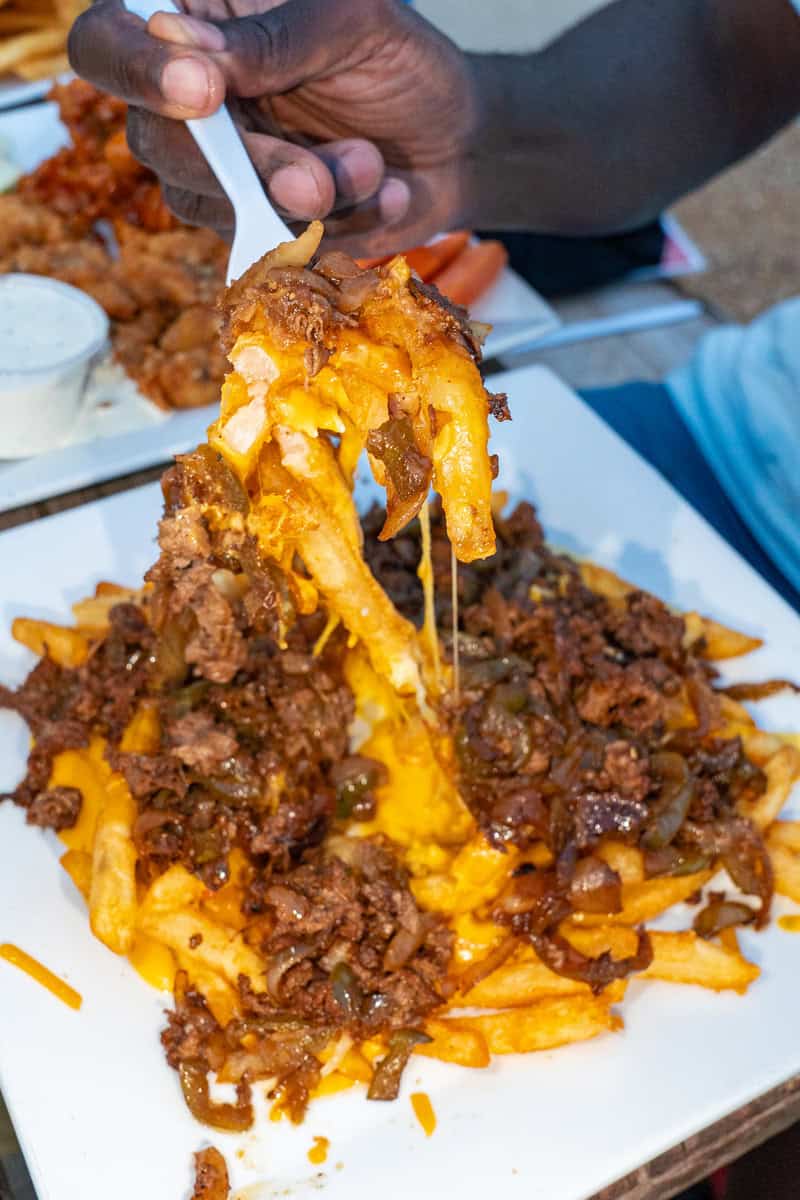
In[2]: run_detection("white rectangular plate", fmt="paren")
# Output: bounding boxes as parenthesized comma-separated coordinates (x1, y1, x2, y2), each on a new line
(0, 72, 73, 114)
(0, 78, 53, 113)
(0, 102, 558, 515)
(1, 363, 800, 1200)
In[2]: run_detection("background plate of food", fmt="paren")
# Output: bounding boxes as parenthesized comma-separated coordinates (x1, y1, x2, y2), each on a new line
(0, 85, 558, 515)
(1, 363, 800, 1200)
(0, 0, 81, 110)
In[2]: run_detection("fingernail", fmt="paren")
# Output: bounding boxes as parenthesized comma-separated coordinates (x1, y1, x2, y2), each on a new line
(270, 163, 323, 219)
(149, 12, 226, 52)
(379, 178, 411, 226)
(336, 144, 382, 201)
(161, 57, 212, 110)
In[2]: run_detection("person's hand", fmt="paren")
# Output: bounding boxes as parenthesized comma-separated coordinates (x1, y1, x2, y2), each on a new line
(68, 0, 478, 255)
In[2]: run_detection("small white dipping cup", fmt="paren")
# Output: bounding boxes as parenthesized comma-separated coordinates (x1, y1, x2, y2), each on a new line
(0, 274, 110, 459)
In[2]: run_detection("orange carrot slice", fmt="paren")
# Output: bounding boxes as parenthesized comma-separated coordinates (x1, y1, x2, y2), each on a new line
(356, 253, 392, 269)
(431, 240, 508, 307)
(401, 231, 470, 281)
(357, 231, 471, 279)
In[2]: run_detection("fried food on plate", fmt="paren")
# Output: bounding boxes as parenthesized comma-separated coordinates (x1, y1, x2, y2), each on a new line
(1, 80, 509, 415)
(0, 80, 227, 410)
(1, 219, 800, 1199)
(0, 0, 87, 83)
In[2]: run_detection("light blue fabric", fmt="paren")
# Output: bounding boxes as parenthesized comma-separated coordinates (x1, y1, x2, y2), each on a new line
(667, 297, 800, 597)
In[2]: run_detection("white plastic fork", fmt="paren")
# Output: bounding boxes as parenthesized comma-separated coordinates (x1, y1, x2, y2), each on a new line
(124, 0, 293, 282)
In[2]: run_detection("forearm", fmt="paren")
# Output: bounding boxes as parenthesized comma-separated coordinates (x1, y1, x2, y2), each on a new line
(460, 0, 800, 235)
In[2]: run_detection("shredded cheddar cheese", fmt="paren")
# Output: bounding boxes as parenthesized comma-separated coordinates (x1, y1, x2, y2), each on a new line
(307, 1136, 330, 1165)
(410, 1092, 436, 1137)
(0, 944, 82, 1011)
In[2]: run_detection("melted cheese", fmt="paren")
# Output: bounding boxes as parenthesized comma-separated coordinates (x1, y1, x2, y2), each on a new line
(451, 543, 460, 700)
(418, 504, 441, 691)
(411, 836, 521, 915)
(204, 236, 497, 700)
(344, 644, 472, 867)
(51, 736, 108, 854)
(128, 934, 176, 993)
(357, 720, 472, 866)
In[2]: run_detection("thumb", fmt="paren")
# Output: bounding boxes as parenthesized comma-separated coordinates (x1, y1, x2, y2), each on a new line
(152, 0, 384, 99)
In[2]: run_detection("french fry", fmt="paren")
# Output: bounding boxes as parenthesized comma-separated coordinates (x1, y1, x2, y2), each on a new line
(739, 744, 800, 830)
(454, 995, 621, 1055)
(137, 907, 265, 988)
(72, 587, 143, 633)
(13, 50, 69, 80)
(95, 581, 139, 597)
(12, 617, 90, 668)
(567, 871, 711, 927)
(460, 949, 628, 1008)
(577, 561, 631, 603)
(60, 848, 92, 902)
(138, 863, 207, 920)
(460, 954, 587, 1006)
(682, 612, 763, 660)
(718, 694, 757, 736)
(175, 958, 240, 1027)
(575, 563, 762, 663)
(0, 27, 63, 73)
(415, 1017, 490, 1068)
(54, 0, 89, 22)
(769, 843, 800, 904)
(563, 924, 640, 960)
(596, 840, 645, 885)
(0, 12, 55, 33)
(766, 821, 800, 854)
(89, 774, 138, 955)
(742, 730, 786, 765)
(641, 931, 759, 993)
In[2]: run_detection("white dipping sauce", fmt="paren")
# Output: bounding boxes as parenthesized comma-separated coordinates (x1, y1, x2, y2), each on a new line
(0, 284, 99, 370)
(0, 274, 109, 459)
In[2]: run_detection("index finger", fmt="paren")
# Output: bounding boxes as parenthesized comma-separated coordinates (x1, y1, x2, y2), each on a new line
(68, 0, 226, 119)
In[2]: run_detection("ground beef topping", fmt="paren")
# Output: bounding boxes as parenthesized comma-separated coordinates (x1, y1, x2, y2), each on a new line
(0, 486, 778, 1117)
(364, 500, 773, 942)
(245, 840, 453, 1031)
(25, 787, 82, 832)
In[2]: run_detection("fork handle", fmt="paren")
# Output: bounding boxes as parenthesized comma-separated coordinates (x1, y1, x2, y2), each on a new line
(121, 0, 291, 245)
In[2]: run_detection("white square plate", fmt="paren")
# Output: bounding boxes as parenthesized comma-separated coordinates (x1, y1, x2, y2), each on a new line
(0, 78, 54, 113)
(1, 363, 800, 1200)
(0, 103, 558, 515)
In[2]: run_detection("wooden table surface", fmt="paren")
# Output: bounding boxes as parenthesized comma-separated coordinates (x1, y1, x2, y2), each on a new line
(0, 279, 789, 1200)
